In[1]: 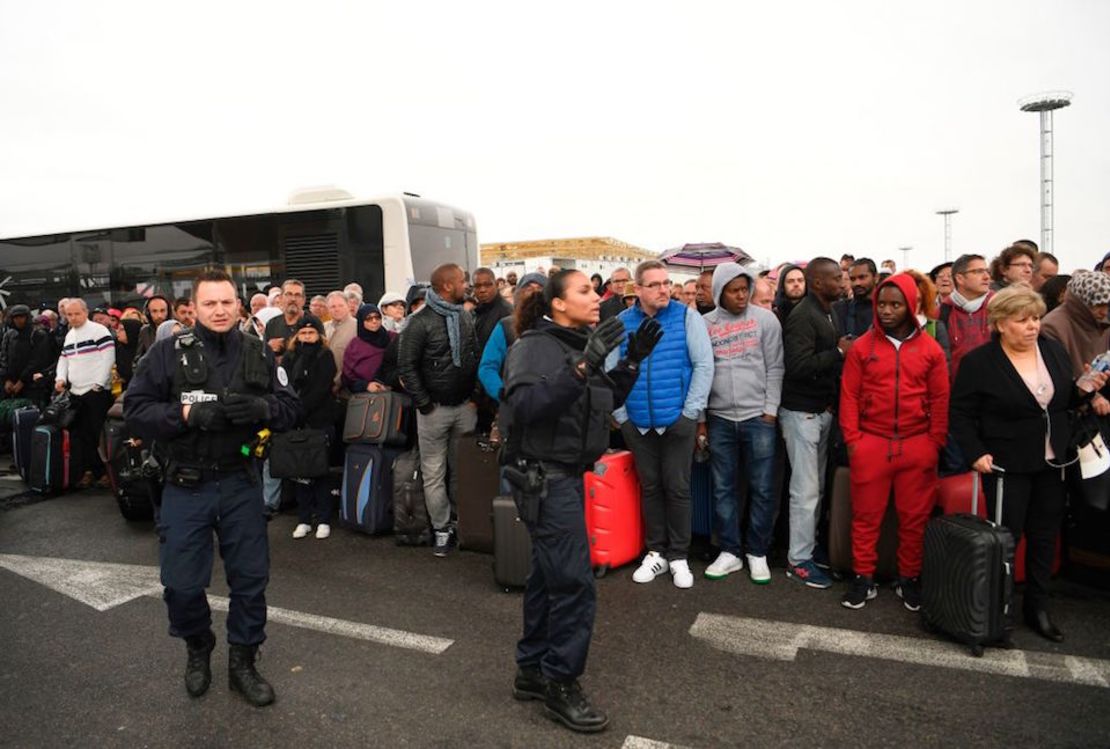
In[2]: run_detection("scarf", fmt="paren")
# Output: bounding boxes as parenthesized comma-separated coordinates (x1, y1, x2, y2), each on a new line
(355, 304, 392, 348)
(284, 342, 321, 390)
(424, 287, 464, 367)
(949, 289, 988, 314)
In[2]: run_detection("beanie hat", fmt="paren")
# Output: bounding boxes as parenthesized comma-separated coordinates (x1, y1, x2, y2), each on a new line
(1068, 270, 1110, 307)
(377, 291, 406, 309)
(294, 313, 326, 337)
(7, 304, 30, 317)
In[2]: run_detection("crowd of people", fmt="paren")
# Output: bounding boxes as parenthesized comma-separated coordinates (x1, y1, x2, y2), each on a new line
(2, 243, 1109, 730)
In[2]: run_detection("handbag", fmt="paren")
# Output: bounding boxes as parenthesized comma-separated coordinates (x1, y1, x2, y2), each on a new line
(268, 428, 331, 479)
(40, 390, 78, 430)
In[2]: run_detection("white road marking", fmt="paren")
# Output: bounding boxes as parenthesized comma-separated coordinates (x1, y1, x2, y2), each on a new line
(622, 736, 692, 749)
(0, 553, 454, 655)
(689, 613, 1110, 689)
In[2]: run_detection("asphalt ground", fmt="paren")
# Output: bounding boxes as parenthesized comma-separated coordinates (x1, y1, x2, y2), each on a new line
(2, 484, 1110, 749)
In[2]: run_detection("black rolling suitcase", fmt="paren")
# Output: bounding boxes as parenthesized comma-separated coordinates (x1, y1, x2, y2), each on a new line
(12, 405, 40, 481)
(29, 424, 70, 495)
(455, 437, 500, 553)
(393, 448, 431, 546)
(493, 495, 532, 589)
(339, 444, 400, 534)
(922, 468, 1014, 656)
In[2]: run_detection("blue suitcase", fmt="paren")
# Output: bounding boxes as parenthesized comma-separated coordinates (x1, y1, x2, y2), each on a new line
(690, 459, 714, 537)
(29, 424, 70, 495)
(13, 405, 40, 481)
(339, 444, 400, 534)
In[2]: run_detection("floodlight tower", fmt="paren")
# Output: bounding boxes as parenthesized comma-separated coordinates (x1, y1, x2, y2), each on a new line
(1018, 91, 1072, 255)
(936, 209, 958, 262)
(898, 246, 912, 271)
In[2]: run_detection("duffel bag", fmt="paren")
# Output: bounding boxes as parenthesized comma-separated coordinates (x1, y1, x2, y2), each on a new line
(343, 391, 413, 446)
(39, 390, 78, 430)
(268, 428, 331, 479)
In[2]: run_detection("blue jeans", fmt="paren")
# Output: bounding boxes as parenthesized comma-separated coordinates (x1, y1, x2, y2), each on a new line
(708, 414, 778, 558)
(779, 408, 833, 566)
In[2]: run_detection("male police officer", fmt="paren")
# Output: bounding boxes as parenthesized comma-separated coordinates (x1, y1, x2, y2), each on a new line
(125, 269, 301, 706)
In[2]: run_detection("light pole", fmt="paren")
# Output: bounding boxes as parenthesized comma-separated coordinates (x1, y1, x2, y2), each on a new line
(936, 209, 958, 262)
(1019, 91, 1072, 255)
(898, 246, 912, 271)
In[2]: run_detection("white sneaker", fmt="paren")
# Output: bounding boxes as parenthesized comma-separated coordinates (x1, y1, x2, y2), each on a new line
(292, 523, 312, 539)
(632, 552, 669, 583)
(704, 551, 744, 580)
(746, 554, 771, 585)
(315, 524, 331, 540)
(670, 559, 694, 589)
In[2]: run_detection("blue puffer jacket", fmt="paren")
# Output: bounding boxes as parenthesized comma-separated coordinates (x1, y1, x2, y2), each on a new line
(618, 301, 692, 428)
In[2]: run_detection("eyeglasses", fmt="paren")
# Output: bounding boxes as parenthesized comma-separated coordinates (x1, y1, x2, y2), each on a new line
(1008, 261, 1034, 269)
(959, 268, 990, 276)
(640, 280, 673, 291)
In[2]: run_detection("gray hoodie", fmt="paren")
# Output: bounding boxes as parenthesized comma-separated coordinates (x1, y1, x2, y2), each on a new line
(702, 262, 784, 422)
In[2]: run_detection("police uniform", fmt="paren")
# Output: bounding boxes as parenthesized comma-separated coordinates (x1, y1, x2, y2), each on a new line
(124, 321, 300, 704)
(501, 318, 638, 732)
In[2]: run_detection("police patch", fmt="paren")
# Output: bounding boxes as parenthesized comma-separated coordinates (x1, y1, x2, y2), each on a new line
(277, 366, 289, 387)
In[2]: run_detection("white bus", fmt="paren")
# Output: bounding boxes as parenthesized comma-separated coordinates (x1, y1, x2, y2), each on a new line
(0, 187, 479, 309)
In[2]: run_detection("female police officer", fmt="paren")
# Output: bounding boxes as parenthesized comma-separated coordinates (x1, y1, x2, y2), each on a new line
(501, 268, 662, 733)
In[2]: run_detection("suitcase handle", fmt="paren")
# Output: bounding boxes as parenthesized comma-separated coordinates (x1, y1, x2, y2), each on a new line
(991, 466, 1006, 526)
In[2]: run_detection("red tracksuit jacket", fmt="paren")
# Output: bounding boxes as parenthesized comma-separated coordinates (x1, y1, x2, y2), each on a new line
(839, 274, 950, 454)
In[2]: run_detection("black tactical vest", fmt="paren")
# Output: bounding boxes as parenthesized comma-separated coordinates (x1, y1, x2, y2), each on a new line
(165, 329, 271, 469)
(501, 330, 613, 467)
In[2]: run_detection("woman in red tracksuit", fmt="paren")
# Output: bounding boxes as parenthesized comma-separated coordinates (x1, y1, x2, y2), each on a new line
(838, 273, 951, 611)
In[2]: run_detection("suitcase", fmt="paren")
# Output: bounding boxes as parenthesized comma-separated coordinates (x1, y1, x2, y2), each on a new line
(342, 392, 413, 446)
(100, 416, 155, 521)
(827, 466, 900, 580)
(584, 450, 643, 574)
(922, 470, 1014, 656)
(690, 458, 714, 537)
(493, 495, 532, 589)
(12, 405, 40, 481)
(339, 444, 399, 534)
(29, 425, 70, 495)
(393, 449, 431, 546)
(455, 437, 500, 553)
(935, 472, 1058, 583)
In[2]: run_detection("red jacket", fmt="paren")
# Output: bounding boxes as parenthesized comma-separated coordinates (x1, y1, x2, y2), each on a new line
(839, 273, 950, 452)
(941, 291, 993, 383)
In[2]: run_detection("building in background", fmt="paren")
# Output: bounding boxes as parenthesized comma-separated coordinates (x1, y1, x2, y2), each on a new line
(480, 237, 695, 286)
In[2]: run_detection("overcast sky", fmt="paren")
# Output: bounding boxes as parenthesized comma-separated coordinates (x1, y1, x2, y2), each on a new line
(1, 1, 1108, 273)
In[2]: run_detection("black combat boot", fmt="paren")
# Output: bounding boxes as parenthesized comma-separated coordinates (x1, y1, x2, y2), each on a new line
(512, 665, 546, 701)
(183, 630, 216, 697)
(544, 679, 609, 733)
(228, 644, 276, 707)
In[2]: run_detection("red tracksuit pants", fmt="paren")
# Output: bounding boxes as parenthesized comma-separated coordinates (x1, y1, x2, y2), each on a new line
(849, 432, 939, 578)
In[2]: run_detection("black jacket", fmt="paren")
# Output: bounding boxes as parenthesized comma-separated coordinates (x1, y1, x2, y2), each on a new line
(281, 344, 339, 429)
(833, 296, 873, 339)
(396, 305, 478, 409)
(0, 324, 52, 389)
(473, 296, 513, 352)
(781, 294, 843, 413)
(950, 337, 1096, 474)
(599, 295, 626, 322)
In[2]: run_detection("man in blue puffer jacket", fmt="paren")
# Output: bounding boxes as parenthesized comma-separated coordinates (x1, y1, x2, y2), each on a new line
(606, 260, 714, 589)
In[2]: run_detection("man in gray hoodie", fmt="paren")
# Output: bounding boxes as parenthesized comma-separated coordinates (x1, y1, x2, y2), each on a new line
(698, 263, 784, 584)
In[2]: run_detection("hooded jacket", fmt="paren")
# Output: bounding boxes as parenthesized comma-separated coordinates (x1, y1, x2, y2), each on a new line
(772, 264, 806, 326)
(1040, 271, 1110, 378)
(702, 263, 784, 422)
(839, 273, 950, 452)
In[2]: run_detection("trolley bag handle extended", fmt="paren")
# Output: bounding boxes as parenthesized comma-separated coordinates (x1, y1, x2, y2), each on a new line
(991, 465, 1006, 526)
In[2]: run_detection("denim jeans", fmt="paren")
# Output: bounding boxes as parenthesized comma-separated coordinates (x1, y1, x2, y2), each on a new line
(779, 408, 833, 566)
(708, 414, 778, 558)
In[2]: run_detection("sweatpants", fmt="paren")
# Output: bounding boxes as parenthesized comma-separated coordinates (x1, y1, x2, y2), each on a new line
(849, 432, 939, 579)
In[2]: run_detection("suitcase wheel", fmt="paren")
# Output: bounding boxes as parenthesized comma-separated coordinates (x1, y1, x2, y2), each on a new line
(970, 643, 985, 658)
(593, 564, 610, 580)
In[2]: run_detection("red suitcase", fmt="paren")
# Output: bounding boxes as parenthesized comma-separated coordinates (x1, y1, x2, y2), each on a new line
(583, 450, 643, 575)
(935, 471, 1058, 583)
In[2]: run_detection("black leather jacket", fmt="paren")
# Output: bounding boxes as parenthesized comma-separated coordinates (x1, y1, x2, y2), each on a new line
(396, 305, 478, 410)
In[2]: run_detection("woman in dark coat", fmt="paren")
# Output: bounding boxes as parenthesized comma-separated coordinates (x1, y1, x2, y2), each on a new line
(281, 315, 339, 540)
(950, 287, 1108, 642)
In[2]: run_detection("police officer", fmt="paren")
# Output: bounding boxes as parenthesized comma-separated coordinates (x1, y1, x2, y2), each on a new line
(124, 269, 301, 706)
(501, 269, 662, 733)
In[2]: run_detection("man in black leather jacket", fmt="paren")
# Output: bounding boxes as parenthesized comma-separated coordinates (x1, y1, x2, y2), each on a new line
(397, 263, 479, 557)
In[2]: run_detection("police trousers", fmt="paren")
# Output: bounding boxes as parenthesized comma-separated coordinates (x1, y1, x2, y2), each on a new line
(158, 470, 270, 645)
(516, 475, 596, 682)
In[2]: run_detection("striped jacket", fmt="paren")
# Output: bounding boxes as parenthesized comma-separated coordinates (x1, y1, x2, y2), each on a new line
(56, 320, 115, 395)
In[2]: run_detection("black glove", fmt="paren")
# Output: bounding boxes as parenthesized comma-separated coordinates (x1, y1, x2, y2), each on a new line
(224, 393, 271, 425)
(583, 317, 627, 373)
(625, 317, 664, 365)
(187, 401, 228, 431)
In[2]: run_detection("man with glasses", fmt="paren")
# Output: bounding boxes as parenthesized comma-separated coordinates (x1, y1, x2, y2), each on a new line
(940, 254, 994, 382)
(607, 260, 714, 589)
(600, 267, 632, 321)
(990, 244, 1035, 290)
(264, 280, 306, 358)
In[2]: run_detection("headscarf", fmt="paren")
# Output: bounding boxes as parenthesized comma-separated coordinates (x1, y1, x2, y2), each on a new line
(1068, 270, 1110, 308)
(355, 304, 391, 348)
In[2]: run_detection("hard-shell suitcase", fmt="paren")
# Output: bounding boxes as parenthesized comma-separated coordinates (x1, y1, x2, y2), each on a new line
(583, 450, 643, 574)
(922, 470, 1014, 656)
(393, 449, 431, 546)
(455, 437, 500, 553)
(29, 424, 70, 495)
(339, 444, 399, 534)
(493, 495, 532, 589)
(342, 392, 413, 446)
(12, 405, 40, 482)
(828, 466, 900, 579)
